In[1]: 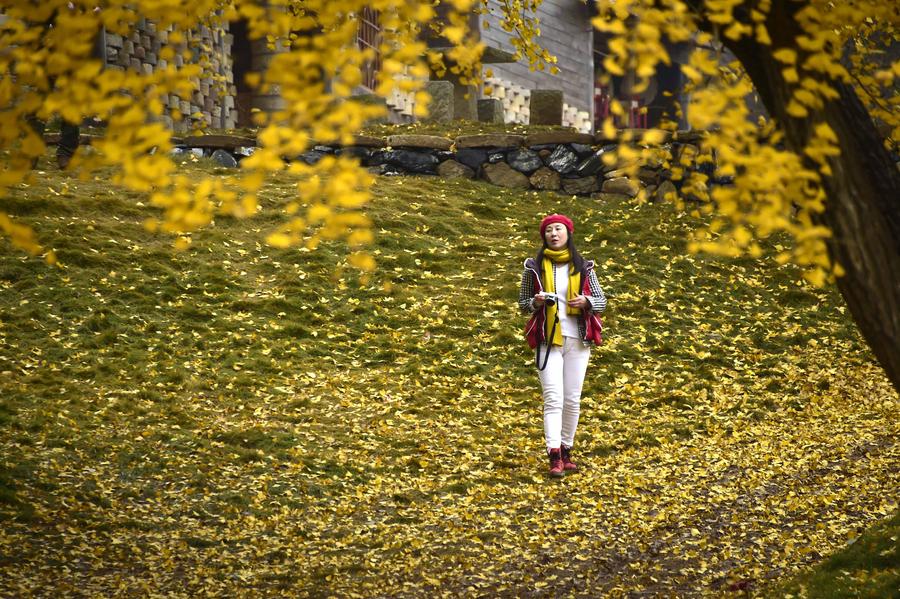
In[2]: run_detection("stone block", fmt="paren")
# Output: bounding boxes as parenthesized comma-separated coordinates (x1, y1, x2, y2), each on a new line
(602, 177, 640, 197)
(455, 148, 488, 171)
(482, 161, 530, 189)
(455, 134, 525, 149)
(562, 176, 599, 195)
(477, 98, 504, 124)
(529, 167, 561, 191)
(351, 135, 386, 148)
(106, 33, 123, 48)
(545, 145, 578, 175)
(529, 90, 563, 126)
(656, 180, 678, 202)
(437, 159, 475, 180)
(145, 52, 157, 66)
(134, 45, 146, 59)
(158, 59, 167, 70)
(130, 58, 141, 71)
(422, 81, 453, 123)
(123, 40, 134, 55)
(200, 81, 210, 96)
(525, 131, 594, 147)
(387, 134, 453, 151)
(507, 148, 543, 174)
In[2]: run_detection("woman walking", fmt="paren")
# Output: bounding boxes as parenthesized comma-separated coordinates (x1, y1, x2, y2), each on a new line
(519, 214, 607, 477)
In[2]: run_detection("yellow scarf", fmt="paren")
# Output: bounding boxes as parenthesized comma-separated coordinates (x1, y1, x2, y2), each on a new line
(542, 248, 581, 346)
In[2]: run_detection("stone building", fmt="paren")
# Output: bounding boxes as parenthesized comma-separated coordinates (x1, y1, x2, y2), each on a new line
(92, 5, 730, 134)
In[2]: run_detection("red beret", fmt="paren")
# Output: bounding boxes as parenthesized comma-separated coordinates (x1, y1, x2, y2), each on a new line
(540, 214, 574, 236)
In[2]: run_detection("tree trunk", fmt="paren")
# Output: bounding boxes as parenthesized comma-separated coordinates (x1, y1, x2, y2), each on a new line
(725, 1, 900, 393)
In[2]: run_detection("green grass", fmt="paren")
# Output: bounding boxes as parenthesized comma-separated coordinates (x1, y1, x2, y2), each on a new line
(772, 511, 900, 598)
(0, 152, 897, 596)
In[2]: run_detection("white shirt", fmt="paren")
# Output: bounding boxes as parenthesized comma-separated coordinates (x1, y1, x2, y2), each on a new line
(554, 263, 579, 339)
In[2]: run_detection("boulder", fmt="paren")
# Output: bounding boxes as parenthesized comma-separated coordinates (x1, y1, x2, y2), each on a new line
(211, 149, 238, 168)
(529, 166, 561, 191)
(545, 145, 579, 175)
(561, 176, 599, 195)
(482, 161, 531, 189)
(571, 143, 594, 156)
(638, 167, 660, 185)
(602, 176, 640, 197)
(298, 150, 328, 165)
(525, 131, 595, 146)
(573, 146, 616, 178)
(656, 180, 678, 202)
(507, 148, 543, 174)
(455, 148, 489, 171)
(437, 159, 475, 179)
(456, 134, 525, 149)
(487, 151, 507, 164)
(336, 146, 371, 161)
(387, 134, 453, 151)
(381, 149, 439, 174)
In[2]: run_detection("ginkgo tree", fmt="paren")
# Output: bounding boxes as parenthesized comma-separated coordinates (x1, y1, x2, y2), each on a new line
(0, 0, 485, 269)
(594, 0, 900, 393)
(1, 0, 899, 392)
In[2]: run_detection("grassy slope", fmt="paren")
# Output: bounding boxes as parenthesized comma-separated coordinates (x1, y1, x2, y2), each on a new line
(773, 511, 899, 598)
(0, 157, 898, 596)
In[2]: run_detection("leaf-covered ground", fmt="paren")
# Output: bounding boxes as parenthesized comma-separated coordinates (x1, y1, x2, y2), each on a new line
(1, 159, 898, 596)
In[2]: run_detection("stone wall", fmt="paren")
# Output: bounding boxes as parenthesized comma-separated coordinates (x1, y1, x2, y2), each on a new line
(177, 130, 713, 202)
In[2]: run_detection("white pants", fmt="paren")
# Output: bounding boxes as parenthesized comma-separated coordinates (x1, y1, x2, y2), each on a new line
(538, 336, 591, 451)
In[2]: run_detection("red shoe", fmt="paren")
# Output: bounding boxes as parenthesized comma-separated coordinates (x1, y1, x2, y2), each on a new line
(548, 448, 564, 477)
(561, 445, 578, 472)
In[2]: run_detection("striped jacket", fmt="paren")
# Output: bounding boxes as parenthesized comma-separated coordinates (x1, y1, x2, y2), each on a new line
(519, 257, 607, 346)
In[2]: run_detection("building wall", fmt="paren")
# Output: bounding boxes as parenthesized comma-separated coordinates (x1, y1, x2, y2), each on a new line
(480, 0, 594, 117)
(103, 21, 237, 132)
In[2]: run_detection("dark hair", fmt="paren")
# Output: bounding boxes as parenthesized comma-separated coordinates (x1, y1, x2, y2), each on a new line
(535, 231, 585, 282)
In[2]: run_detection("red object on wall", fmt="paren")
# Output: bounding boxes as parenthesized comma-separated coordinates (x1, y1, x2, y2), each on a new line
(594, 86, 611, 130)
(628, 96, 648, 129)
(595, 88, 648, 130)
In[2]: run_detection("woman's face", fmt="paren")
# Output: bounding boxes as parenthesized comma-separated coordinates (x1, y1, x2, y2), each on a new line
(544, 223, 569, 250)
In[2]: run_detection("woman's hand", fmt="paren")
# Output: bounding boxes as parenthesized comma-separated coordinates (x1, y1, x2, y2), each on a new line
(568, 295, 590, 309)
(533, 293, 546, 307)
